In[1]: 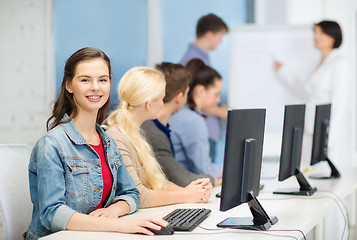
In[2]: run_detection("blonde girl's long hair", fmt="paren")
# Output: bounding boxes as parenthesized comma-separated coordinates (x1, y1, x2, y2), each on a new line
(106, 66, 167, 190)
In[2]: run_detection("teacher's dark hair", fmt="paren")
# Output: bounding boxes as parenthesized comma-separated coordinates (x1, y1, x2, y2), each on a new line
(47, 47, 112, 131)
(315, 20, 343, 48)
(185, 58, 221, 111)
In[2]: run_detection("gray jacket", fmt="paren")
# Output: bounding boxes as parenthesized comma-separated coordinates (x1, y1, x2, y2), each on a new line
(141, 120, 215, 187)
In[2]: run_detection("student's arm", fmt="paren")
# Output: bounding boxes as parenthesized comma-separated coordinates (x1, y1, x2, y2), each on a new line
(173, 117, 223, 178)
(158, 147, 216, 187)
(117, 139, 211, 208)
(30, 136, 77, 232)
(203, 105, 228, 120)
(89, 200, 130, 218)
(66, 213, 168, 236)
(150, 178, 212, 207)
(89, 138, 140, 218)
(274, 61, 314, 100)
(109, 132, 155, 208)
(108, 128, 212, 208)
(142, 123, 216, 187)
(111, 146, 140, 214)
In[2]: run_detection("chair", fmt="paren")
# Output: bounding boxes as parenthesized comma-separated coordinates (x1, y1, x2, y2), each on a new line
(0, 144, 32, 240)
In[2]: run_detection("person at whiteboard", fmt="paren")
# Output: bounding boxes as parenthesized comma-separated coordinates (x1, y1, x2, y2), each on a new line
(169, 59, 223, 178)
(273, 20, 349, 167)
(180, 13, 229, 163)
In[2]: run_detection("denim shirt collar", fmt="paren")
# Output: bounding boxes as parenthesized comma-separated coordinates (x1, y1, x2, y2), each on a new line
(60, 114, 111, 145)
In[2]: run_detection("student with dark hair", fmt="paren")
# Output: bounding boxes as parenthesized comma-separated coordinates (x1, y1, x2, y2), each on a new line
(274, 20, 349, 167)
(141, 62, 221, 187)
(25, 47, 168, 239)
(180, 13, 229, 162)
(169, 59, 223, 179)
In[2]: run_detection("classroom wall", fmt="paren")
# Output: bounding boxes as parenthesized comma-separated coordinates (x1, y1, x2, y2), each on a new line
(2, 0, 356, 156)
(0, 0, 54, 146)
(54, 0, 147, 111)
(0, 0, 246, 147)
(161, 0, 247, 103)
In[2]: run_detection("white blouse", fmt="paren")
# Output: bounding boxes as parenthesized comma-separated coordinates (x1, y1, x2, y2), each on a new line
(276, 49, 350, 167)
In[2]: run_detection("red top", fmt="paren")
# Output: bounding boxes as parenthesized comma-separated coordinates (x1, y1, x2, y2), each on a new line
(90, 138, 113, 210)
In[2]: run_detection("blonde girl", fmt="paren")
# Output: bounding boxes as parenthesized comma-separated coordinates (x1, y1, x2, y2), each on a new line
(106, 67, 212, 208)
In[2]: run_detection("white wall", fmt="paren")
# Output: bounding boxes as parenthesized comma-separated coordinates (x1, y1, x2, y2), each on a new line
(256, 0, 357, 162)
(0, 0, 55, 147)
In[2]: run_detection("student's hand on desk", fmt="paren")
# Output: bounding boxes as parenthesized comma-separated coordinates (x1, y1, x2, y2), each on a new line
(116, 217, 169, 236)
(184, 178, 212, 202)
(89, 200, 129, 218)
(213, 176, 222, 186)
(89, 207, 119, 218)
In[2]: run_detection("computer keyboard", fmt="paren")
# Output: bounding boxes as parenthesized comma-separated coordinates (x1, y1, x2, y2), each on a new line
(163, 208, 211, 231)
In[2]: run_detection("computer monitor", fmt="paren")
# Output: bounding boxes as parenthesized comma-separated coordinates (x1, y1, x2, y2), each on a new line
(217, 109, 278, 230)
(310, 104, 341, 179)
(273, 104, 317, 196)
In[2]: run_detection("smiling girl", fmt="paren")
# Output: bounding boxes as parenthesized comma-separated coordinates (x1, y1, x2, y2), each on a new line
(24, 47, 167, 239)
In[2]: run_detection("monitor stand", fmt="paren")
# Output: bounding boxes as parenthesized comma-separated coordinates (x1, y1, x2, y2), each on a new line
(310, 118, 341, 179)
(309, 157, 341, 179)
(273, 169, 317, 196)
(217, 192, 278, 230)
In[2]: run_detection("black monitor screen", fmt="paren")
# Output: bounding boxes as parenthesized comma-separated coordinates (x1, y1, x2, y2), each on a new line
(278, 105, 305, 182)
(308, 103, 340, 179)
(219, 109, 266, 211)
(311, 104, 331, 166)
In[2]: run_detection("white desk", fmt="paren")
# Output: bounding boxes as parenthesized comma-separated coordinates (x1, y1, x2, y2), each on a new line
(40, 164, 357, 240)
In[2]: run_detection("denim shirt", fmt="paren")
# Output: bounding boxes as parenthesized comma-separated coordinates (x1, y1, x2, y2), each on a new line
(25, 115, 140, 239)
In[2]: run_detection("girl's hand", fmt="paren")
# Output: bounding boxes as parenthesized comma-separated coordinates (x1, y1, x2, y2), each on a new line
(89, 200, 130, 218)
(184, 178, 212, 202)
(116, 217, 169, 236)
(89, 208, 119, 218)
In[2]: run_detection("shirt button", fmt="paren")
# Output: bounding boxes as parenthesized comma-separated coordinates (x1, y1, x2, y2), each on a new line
(94, 189, 101, 192)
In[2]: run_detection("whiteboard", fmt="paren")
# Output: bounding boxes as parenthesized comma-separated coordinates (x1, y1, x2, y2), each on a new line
(228, 25, 319, 157)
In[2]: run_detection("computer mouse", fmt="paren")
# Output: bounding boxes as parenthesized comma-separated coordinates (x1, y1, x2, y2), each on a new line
(146, 225, 174, 235)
